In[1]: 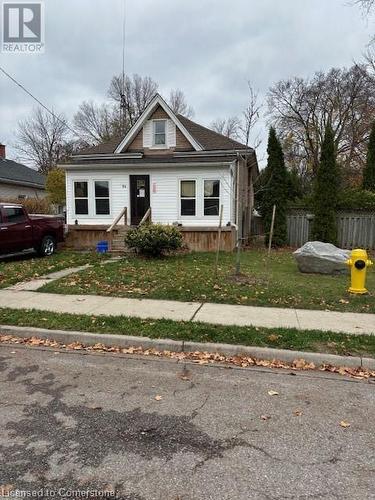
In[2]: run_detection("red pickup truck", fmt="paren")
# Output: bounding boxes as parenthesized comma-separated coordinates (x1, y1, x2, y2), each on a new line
(0, 204, 64, 257)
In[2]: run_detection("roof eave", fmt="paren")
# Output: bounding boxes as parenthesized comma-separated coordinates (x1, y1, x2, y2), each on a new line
(0, 177, 45, 189)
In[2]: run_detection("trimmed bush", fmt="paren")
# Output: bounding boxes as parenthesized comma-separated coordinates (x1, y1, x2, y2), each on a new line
(125, 224, 183, 257)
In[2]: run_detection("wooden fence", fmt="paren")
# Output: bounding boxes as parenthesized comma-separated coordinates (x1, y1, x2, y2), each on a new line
(287, 210, 375, 249)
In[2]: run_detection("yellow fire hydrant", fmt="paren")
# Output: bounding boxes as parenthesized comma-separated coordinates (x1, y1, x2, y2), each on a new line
(346, 249, 373, 294)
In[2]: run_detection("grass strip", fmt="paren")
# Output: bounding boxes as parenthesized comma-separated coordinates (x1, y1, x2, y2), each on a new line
(0, 307, 374, 358)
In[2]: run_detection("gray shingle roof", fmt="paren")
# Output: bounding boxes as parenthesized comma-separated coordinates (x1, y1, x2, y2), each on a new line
(75, 112, 252, 156)
(177, 114, 249, 151)
(0, 158, 45, 188)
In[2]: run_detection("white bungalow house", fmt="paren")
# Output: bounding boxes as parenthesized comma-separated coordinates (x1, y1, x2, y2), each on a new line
(63, 94, 258, 251)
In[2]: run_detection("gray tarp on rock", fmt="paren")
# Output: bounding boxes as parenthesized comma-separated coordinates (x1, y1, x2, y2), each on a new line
(293, 241, 350, 275)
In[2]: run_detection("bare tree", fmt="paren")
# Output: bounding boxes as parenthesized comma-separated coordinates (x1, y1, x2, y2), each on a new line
(73, 101, 118, 145)
(15, 108, 72, 173)
(169, 89, 194, 118)
(240, 82, 262, 149)
(267, 65, 375, 183)
(210, 117, 241, 139)
(354, 0, 375, 13)
(108, 73, 158, 130)
(210, 82, 262, 147)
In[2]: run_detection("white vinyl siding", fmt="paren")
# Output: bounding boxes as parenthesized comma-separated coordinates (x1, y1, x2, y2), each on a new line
(66, 166, 234, 226)
(0, 183, 46, 200)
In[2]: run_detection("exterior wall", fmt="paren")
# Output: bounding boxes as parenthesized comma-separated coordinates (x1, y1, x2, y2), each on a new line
(0, 183, 45, 200)
(66, 165, 234, 227)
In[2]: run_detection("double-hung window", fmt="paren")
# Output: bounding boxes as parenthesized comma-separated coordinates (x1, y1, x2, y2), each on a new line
(180, 180, 196, 216)
(95, 181, 110, 215)
(153, 120, 166, 146)
(74, 181, 88, 215)
(204, 180, 220, 215)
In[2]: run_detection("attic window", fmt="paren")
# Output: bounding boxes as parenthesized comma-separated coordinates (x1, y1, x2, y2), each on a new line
(153, 120, 166, 146)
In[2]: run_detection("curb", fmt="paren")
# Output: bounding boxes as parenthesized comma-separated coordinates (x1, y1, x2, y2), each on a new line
(1, 324, 375, 370)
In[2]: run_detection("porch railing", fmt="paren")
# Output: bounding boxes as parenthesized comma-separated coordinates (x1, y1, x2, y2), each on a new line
(106, 206, 128, 251)
(139, 207, 152, 226)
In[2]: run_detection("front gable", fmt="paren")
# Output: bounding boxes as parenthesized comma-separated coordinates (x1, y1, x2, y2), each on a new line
(115, 94, 202, 154)
(126, 105, 194, 154)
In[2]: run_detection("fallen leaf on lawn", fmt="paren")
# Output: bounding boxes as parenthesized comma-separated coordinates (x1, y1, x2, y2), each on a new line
(260, 415, 271, 421)
(268, 390, 279, 396)
(293, 410, 303, 417)
(339, 299, 350, 304)
(154, 395, 162, 401)
(267, 334, 280, 342)
(340, 420, 351, 428)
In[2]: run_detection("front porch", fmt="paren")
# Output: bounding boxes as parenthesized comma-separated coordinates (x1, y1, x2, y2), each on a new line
(64, 224, 236, 252)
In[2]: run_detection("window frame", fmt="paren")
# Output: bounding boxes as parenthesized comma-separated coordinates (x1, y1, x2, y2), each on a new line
(203, 179, 221, 217)
(3, 206, 27, 224)
(179, 179, 197, 218)
(94, 179, 111, 216)
(152, 119, 167, 147)
(73, 180, 89, 216)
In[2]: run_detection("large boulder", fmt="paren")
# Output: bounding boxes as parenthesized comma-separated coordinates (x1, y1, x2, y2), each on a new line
(293, 241, 350, 275)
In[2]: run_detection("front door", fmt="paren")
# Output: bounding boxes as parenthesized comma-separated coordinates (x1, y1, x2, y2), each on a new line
(130, 175, 150, 226)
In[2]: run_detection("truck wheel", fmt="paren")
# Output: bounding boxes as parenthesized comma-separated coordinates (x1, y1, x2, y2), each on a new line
(38, 236, 56, 257)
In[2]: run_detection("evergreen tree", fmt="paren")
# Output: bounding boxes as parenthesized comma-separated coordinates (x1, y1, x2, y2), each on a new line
(260, 127, 289, 247)
(363, 121, 375, 191)
(311, 125, 340, 244)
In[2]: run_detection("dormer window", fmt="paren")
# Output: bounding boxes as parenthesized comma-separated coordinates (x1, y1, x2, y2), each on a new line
(153, 120, 166, 146)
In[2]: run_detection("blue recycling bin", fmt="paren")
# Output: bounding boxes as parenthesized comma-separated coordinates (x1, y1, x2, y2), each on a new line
(96, 240, 109, 253)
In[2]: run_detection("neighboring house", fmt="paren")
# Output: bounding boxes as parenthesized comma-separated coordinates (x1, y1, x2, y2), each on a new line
(63, 94, 258, 251)
(0, 144, 45, 200)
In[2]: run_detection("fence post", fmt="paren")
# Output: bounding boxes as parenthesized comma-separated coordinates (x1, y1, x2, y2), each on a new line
(268, 204, 276, 256)
(214, 204, 224, 280)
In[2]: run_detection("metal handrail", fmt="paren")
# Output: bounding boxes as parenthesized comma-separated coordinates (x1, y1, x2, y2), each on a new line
(106, 206, 128, 233)
(139, 207, 151, 226)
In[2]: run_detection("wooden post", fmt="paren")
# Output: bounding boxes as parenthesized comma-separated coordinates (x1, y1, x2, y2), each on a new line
(214, 204, 224, 279)
(268, 204, 276, 256)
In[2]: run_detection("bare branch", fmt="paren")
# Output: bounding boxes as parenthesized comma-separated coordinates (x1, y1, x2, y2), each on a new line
(169, 89, 194, 118)
(210, 116, 241, 140)
(14, 107, 72, 173)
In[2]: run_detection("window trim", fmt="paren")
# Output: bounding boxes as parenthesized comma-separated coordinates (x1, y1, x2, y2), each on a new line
(203, 179, 221, 217)
(179, 179, 197, 218)
(94, 179, 111, 216)
(152, 119, 167, 148)
(73, 180, 89, 216)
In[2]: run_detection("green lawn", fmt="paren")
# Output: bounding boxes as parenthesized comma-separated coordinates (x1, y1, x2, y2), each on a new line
(0, 251, 106, 289)
(39, 250, 375, 313)
(1, 307, 375, 358)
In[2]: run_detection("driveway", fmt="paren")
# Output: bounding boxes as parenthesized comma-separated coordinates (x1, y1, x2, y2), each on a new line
(0, 344, 374, 500)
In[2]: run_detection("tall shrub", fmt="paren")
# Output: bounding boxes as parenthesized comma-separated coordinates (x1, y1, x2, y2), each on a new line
(363, 121, 375, 192)
(311, 125, 340, 244)
(259, 127, 288, 247)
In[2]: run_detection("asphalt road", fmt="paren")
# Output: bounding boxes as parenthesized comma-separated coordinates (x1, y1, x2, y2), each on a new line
(0, 344, 374, 500)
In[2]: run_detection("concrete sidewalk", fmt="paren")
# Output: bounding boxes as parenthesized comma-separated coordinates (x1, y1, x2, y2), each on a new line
(0, 287, 374, 335)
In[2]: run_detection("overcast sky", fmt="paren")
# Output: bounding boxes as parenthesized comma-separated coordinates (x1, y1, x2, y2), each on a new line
(0, 0, 374, 167)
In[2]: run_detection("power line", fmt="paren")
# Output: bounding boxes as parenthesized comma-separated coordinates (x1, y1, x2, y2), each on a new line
(0, 65, 78, 136)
